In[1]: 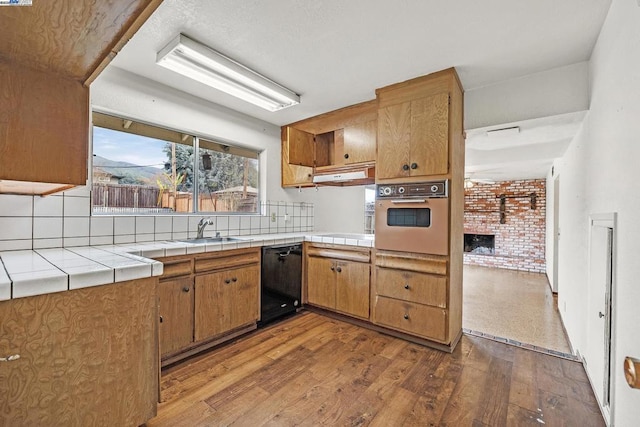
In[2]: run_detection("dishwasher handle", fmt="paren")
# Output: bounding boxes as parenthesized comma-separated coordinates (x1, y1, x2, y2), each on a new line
(278, 248, 292, 258)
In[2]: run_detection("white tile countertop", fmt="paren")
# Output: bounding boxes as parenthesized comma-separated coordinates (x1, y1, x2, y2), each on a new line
(0, 232, 373, 301)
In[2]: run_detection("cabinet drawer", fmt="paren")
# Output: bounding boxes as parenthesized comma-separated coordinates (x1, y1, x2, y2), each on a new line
(195, 248, 260, 273)
(160, 258, 192, 279)
(376, 267, 447, 308)
(373, 296, 447, 342)
(375, 250, 447, 275)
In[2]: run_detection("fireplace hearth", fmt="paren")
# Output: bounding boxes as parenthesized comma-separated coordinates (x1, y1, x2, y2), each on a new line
(464, 234, 495, 255)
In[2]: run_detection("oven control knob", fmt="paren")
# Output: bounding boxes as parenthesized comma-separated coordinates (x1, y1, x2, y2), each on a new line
(383, 187, 392, 196)
(430, 185, 439, 193)
(398, 187, 405, 194)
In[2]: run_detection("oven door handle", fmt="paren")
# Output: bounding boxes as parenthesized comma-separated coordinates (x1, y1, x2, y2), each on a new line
(390, 199, 427, 204)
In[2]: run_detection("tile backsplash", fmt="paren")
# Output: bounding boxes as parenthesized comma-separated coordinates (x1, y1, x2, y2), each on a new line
(0, 187, 314, 251)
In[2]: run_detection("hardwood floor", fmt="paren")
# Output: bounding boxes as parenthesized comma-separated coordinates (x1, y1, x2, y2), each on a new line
(148, 311, 604, 426)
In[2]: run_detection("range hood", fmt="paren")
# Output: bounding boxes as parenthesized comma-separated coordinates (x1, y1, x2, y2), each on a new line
(312, 164, 375, 186)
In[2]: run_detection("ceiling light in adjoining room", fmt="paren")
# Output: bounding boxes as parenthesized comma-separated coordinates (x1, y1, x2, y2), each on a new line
(486, 126, 520, 138)
(157, 34, 300, 112)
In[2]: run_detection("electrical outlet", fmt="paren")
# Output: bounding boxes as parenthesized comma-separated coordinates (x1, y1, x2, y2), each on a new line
(271, 212, 276, 222)
(284, 213, 290, 222)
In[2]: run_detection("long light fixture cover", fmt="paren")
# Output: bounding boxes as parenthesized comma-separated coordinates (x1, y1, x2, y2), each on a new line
(157, 34, 300, 112)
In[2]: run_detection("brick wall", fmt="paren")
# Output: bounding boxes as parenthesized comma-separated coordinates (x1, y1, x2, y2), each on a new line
(464, 179, 546, 273)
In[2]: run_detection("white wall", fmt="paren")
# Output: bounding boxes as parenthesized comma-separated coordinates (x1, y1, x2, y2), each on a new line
(92, 67, 369, 233)
(465, 62, 589, 129)
(554, 0, 640, 424)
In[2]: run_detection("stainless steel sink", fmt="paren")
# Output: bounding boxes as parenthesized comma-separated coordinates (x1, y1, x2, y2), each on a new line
(175, 237, 244, 244)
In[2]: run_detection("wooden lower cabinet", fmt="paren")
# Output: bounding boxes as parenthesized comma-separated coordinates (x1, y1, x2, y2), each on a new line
(376, 267, 447, 308)
(194, 264, 260, 342)
(0, 278, 158, 426)
(307, 256, 337, 309)
(374, 296, 447, 342)
(159, 277, 194, 357)
(305, 243, 371, 320)
(373, 250, 457, 345)
(157, 247, 261, 364)
(335, 260, 370, 319)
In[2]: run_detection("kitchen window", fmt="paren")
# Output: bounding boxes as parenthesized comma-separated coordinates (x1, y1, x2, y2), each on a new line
(91, 112, 260, 214)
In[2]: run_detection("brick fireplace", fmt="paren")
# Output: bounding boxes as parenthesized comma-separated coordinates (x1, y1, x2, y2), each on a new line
(464, 179, 546, 273)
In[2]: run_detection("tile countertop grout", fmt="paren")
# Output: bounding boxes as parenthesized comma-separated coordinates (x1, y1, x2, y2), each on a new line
(0, 232, 374, 301)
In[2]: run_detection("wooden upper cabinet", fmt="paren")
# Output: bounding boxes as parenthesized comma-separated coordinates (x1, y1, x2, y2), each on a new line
(0, 0, 163, 195)
(286, 127, 315, 166)
(0, 64, 89, 194)
(410, 93, 449, 177)
(281, 127, 314, 188)
(377, 102, 412, 180)
(377, 92, 449, 180)
(343, 120, 377, 165)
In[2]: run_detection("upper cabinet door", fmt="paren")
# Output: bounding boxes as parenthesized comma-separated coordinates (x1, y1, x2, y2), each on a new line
(376, 92, 449, 181)
(281, 127, 314, 187)
(376, 102, 412, 180)
(343, 120, 377, 165)
(286, 127, 315, 167)
(410, 92, 449, 177)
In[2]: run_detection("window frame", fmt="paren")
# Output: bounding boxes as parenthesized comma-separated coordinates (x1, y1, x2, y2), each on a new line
(90, 111, 262, 216)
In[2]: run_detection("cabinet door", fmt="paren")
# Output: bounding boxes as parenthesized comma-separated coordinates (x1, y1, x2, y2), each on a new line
(377, 102, 411, 179)
(158, 277, 194, 357)
(343, 120, 377, 165)
(409, 92, 449, 177)
(307, 256, 336, 309)
(194, 265, 260, 342)
(282, 130, 313, 188)
(0, 278, 157, 426)
(335, 261, 370, 319)
(286, 126, 315, 166)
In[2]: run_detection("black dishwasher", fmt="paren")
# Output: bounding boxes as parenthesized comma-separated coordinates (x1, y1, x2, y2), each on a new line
(260, 243, 302, 326)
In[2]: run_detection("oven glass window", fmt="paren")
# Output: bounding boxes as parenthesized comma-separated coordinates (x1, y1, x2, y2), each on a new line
(387, 208, 431, 227)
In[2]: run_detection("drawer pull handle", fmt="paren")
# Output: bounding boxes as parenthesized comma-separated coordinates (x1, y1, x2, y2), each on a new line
(182, 286, 190, 293)
(410, 162, 418, 170)
(404, 284, 410, 290)
(330, 266, 335, 271)
(225, 279, 231, 284)
(0, 354, 20, 362)
(232, 277, 238, 282)
(159, 316, 164, 323)
(336, 267, 342, 273)
(403, 314, 409, 320)
(402, 164, 410, 171)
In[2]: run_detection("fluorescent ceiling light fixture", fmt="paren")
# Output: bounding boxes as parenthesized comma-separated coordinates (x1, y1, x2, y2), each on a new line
(157, 34, 300, 112)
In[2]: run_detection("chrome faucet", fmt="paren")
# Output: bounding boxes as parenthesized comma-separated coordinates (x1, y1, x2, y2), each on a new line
(196, 217, 213, 239)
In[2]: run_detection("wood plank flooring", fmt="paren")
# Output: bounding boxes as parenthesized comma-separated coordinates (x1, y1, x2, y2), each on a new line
(148, 311, 604, 427)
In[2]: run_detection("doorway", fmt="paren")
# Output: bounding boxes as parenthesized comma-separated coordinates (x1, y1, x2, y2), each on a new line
(585, 213, 616, 423)
(552, 175, 560, 292)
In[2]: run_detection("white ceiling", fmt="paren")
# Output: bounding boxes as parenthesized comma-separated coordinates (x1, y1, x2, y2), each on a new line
(465, 111, 587, 181)
(108, 0, 612, 180)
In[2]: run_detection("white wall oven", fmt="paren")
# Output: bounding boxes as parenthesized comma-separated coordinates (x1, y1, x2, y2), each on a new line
(374, 180, 449, 255)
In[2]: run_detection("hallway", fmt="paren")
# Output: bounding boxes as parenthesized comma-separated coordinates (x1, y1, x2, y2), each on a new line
(463, 265, 571, 355)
